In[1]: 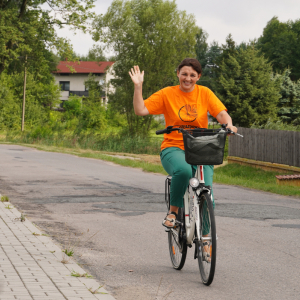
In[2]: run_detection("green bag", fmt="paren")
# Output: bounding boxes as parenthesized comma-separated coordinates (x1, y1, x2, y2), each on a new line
(182, 130, 227, 165)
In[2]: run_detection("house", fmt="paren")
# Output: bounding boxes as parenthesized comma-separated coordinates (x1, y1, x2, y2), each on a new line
(52, 61, 115, 105)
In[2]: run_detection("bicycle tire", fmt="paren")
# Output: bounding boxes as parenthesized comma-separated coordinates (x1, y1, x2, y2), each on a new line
(168, 207, 187, 270)
(197, 192, 216, 285)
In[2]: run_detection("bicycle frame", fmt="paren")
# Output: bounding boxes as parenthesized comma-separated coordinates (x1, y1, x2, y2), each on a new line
(184, 165, 212, 246)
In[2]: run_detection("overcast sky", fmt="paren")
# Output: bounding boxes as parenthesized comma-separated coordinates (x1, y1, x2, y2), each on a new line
(56, 0, 300, 56)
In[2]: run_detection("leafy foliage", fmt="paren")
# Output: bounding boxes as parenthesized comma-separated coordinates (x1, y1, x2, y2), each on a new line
(214, 37, 280, 127)
(197, 41, 222, 90)
(0, 0, 96, 75)
(76, 45, 107, 61)
(195, 27, 209, 70)
(272, 69, 300, 125)
(93, 0, 199, 134)
(257, 17, 300, 81)
(0, 71, 60, 130)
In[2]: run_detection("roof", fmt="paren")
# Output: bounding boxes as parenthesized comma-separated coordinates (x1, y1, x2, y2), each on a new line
(53, 61, 114, 74)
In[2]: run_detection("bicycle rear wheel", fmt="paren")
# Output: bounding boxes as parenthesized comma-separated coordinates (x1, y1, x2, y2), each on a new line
(197, 192, 216, 285)
(168, 207, 187, 270)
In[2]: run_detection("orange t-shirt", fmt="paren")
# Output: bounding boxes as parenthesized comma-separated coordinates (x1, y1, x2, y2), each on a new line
(144, 85, 227, 151)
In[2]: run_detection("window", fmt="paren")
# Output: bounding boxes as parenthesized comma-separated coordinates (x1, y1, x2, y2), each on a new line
(59, 81, 70, 91)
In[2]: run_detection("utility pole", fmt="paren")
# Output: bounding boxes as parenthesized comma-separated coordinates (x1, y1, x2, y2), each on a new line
(21, 55, 27, 131)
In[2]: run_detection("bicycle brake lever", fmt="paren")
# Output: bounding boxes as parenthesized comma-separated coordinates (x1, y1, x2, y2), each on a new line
(233, 132, 243, 137)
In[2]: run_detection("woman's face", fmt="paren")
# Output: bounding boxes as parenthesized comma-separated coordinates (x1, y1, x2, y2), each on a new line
(177, 66, 201, 93)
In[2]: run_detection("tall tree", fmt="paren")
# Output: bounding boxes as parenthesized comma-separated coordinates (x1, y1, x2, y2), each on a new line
(215, 39, 280, 127)
(198, 40, 222, 90)
(275, 69, 300, 125)
(195, 27, 208, 69)
(0, 0, 96, 75)
(257, 17, 300, 81)
(93, 0, 198, 134)
(76, 45, 108, 61)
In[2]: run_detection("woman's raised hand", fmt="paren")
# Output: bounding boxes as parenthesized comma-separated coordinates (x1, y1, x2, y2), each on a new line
(129, 65, 144, 85)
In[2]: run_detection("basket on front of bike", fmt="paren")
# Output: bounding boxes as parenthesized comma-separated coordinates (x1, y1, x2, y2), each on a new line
(182, 129, 227, 165)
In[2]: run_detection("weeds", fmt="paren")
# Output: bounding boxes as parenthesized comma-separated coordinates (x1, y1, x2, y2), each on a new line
(5, 205, 13, 209)
(61, 227, 99, 264)
(71, 270, 93, 278)
(88, 286, 107, 294)
(63, 248, 74, 257)
(1, 195, 9, 202)
(20, 213, 26, 222)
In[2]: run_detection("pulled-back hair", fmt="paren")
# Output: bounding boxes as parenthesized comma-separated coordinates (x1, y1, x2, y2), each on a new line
(177, 58, 202, 75)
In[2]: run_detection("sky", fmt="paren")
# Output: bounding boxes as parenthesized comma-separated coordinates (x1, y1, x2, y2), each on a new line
(56, 0, 300, 56)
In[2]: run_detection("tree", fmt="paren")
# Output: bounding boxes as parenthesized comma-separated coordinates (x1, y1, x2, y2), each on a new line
(275, 69, 300, 125)
(93, 0, 198, 134)
(0, 71, 60, 130)
(195, 27, 208, 69)
(0, 0, 96, 75)
(76, 45, 107, 61)
(215, 39, 280, 127)
(257, 17, 300, 81)
(198, 40, 222, 89)
(84, 74, 104, 102)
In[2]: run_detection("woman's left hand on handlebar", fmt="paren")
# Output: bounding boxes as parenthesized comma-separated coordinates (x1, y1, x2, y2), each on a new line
(226, 125, 238, 134)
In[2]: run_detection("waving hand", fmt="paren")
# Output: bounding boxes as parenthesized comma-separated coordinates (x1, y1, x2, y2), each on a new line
(129, 65, 144, 85)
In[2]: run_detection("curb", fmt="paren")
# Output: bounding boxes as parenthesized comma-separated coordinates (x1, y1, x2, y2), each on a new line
(0, 194, 116, 300)
(227, 156, 300, 174)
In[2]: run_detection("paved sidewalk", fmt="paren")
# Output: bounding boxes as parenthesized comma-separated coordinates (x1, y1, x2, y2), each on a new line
(0, 197, 116, 300)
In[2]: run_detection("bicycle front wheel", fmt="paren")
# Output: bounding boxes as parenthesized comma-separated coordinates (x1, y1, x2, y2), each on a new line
(168, 207, 187, 270)
(197, 192, 217, 285)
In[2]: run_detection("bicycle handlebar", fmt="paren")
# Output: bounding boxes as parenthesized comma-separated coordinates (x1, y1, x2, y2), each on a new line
(156, 125, 243, 137)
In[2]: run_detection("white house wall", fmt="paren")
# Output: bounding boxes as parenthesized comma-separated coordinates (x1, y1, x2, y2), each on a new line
(53, 73, 106, 101)
(60, 91, 69, 101)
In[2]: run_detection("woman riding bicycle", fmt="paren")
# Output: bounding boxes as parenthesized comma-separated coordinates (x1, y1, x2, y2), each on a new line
(129, 58, 237, 228)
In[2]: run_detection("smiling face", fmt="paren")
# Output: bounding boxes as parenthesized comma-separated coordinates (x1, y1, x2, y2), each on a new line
(177, 66, 201, 93)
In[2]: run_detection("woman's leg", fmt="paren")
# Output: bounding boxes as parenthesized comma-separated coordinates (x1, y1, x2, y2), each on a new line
(160, 147, 194, 208)
(203, 165, 215, 209)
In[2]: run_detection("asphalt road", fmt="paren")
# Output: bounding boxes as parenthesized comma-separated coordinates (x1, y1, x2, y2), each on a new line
(0, 144, 299, 300)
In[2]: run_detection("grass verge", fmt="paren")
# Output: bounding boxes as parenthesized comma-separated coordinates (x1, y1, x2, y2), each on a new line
(214, 163, 300, 197)
(0, 141, 299, 197)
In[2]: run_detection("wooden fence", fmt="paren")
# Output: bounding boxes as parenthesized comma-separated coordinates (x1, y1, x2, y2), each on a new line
(228, 127, 300, 168)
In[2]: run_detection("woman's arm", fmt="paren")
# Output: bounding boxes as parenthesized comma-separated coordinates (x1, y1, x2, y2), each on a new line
(129, 65, 149, 116)
(215, 110, 237, 133)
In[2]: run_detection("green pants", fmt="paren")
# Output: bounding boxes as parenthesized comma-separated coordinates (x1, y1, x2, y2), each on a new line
(160, 147, 214, 208)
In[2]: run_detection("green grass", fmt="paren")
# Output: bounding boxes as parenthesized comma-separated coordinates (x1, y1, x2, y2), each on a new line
(214, 163, 300, 197)
(1, 140, 299, 197)
(3, 130, 163, 155)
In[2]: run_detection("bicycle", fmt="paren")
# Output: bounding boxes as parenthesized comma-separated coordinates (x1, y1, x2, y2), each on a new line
(156, 124, 242, 286)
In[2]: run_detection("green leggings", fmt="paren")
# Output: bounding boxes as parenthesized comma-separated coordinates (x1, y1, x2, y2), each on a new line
(160, 147, 215, 208)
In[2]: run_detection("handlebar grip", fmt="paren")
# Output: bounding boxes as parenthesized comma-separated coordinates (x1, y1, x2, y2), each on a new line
(156, 126, 174, 135)
(156, 129, 168, 135)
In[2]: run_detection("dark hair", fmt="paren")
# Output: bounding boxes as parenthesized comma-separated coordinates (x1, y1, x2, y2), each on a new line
(177, 58, 202, 75)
